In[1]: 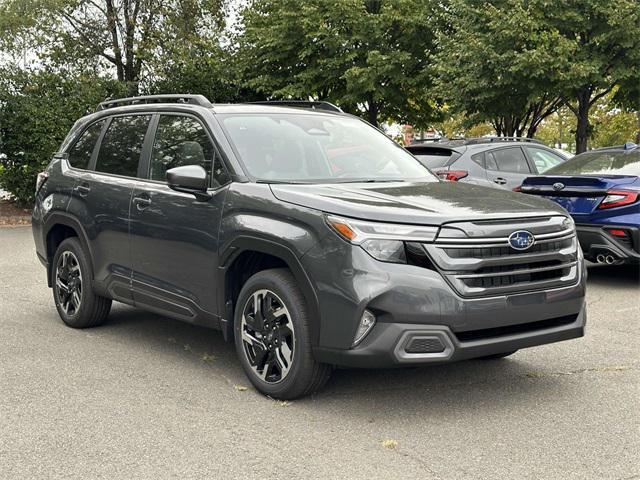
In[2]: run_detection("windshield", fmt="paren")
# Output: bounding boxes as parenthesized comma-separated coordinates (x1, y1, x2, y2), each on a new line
(546, 149, 640, 176)
(219, 113, 437, 183)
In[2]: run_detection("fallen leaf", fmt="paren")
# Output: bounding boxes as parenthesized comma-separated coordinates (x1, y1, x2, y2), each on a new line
(381, 439, 398, 449)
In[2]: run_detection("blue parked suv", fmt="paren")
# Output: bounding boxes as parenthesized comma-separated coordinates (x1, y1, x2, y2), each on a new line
(520, 143, 640, 265)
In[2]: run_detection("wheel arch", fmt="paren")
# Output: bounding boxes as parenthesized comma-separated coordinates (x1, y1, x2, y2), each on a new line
(219, 236, 320, 345)
(44, 213, 94, 288)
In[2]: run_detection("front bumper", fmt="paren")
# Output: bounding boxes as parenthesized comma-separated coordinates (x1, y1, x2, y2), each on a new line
(303, 231, 587, 368)
(314, 307, 585, 368)
(576, 224, 640, 264)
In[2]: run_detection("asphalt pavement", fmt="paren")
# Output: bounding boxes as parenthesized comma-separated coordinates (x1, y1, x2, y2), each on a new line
(1, 225, 639, 479)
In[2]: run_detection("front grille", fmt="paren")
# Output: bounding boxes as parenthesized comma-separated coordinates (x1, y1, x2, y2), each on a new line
(423, 216, 580, 297)
(444, 238, 572, 259)
(455, 314, 579, 342)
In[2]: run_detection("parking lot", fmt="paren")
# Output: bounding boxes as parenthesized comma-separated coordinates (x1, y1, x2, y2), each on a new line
(1, 225, 638, 479)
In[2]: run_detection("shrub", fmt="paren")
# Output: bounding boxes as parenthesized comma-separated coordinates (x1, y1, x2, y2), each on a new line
(0, 69, 125, 205)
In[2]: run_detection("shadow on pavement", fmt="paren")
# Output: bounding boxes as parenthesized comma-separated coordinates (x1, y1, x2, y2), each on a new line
(99, 304, 567, 413)
(586, 262, 640, 287)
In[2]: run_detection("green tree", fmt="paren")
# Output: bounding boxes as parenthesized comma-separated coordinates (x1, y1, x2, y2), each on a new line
(0, 0, 226, 94)
(545, 0, 640, 152)
(236, 0, 440, 127)
(434, 0, 566, 138)
(0, 68, 125, 204)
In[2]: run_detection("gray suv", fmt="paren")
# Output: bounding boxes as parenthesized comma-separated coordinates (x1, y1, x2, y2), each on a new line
(406, 138, 570, 190)
(32, 95, 586, 398)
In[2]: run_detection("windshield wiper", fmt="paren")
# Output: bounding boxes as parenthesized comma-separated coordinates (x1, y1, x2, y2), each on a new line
(330, 178, 408, 183)
(256, 179, 313, 184)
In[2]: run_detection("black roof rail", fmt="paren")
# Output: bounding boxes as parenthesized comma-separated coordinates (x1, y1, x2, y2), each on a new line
(247, 100, 343, 113)
(463, 136, 544, 145)
(97, 94, 213, 111)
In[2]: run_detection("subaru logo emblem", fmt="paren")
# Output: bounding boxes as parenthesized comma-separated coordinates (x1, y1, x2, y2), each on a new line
(508, 230, 535, 250)
(552, 182, 565, 191)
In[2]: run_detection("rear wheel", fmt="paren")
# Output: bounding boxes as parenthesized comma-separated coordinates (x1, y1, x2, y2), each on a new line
(52, 237, 111, 328)
(479, 350, 517, 360)
(234, 269, 331, 399)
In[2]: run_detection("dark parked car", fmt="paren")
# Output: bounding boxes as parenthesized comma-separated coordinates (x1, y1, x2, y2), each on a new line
(520, 143, 640, 265)
(32, 95, 586, 398)
(406, 138, 570, 190)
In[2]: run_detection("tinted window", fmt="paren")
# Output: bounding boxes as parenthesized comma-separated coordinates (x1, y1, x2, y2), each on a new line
(95, 115, 151, 177)
(547, 150, 640, 175)
(471, 152, 484, 167)
(485, 147, 531, 173)
(525, 147, 565, 173)
(219, 113, 436, 183)
(151, 115, 229, 187)
(407, 148, 454, 168)
(68, 120, 104, 170)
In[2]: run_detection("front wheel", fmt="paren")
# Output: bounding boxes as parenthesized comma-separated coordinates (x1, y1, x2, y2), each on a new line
(234, 269, 331, 399)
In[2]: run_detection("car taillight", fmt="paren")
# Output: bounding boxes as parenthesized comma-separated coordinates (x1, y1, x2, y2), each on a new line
(597, 189, 639, 209)
(36, 171, 49, 193)
(434, 169, 468, 181)
(513, 185, 522, 192)
(606, 228, 627, 237)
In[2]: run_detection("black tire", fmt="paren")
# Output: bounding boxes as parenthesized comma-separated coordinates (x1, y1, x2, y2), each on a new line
(479, 350, 517, 360)
(234, 268, 331, 399)
(51, 237, 111, 328)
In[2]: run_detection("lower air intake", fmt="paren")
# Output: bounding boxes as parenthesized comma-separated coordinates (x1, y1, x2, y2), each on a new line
(404, 336, 445, 354)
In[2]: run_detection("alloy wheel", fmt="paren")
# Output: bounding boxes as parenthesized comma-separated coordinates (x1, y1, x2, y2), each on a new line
(240, 289, 295, 383)
(55, 251, 82, 316)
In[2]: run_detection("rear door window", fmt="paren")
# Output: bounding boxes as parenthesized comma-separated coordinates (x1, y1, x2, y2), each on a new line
(95, 115, 151, 177)
(68, 120, 105, 170)
(150, 115, 229, 187)
(485, 147, 532, 173)
(525, 146, 565, 173)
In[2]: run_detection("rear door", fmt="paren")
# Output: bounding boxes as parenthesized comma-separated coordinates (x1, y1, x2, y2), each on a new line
(129, 112, 231, 325)
(484, 146, 533, 189)
(66, 113, 153, 302)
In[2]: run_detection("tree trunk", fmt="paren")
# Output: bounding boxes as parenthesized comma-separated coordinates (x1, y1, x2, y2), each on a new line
(575, 90, 591, 153)
(503, 117, 516, 137)
(367, 95, 379, 127)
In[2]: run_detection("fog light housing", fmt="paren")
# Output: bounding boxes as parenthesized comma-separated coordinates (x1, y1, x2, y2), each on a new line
(353, 309, 376, 346)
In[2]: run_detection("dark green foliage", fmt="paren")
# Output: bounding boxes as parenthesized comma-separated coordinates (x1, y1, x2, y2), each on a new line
(0, 69, 126, 204)
(236, 0, 440, 127)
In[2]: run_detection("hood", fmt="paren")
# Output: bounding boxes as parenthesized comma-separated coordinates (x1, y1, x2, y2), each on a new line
(270, 181, 567, 226)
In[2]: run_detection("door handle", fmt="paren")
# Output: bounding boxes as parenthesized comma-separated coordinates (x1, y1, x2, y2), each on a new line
(133, 196, 151, 211)
(493, 177, 507, 185)
(74, 184, 91, 196)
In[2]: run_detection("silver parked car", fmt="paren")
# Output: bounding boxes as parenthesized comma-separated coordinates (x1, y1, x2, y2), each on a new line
(406, 137, 570, 190)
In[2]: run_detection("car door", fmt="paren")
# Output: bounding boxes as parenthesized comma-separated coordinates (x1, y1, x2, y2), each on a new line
(65, 113, 153, 303)
(523, 146, 567, 174)
(129, 113, 231, 326)
(484, 146, 534, 190)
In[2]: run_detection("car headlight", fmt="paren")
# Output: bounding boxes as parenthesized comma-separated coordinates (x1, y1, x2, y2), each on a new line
(562, 216, 575, 231)
(326, 215, 438, 263)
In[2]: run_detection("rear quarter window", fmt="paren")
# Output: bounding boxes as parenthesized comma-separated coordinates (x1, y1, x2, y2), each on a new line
(67, 120, 105, 170)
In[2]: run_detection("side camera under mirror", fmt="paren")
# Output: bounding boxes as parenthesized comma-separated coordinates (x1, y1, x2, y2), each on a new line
(166, 165, 211, 201)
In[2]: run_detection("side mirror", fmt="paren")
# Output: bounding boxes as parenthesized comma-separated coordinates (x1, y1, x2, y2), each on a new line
(166, 165, 211, 201)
